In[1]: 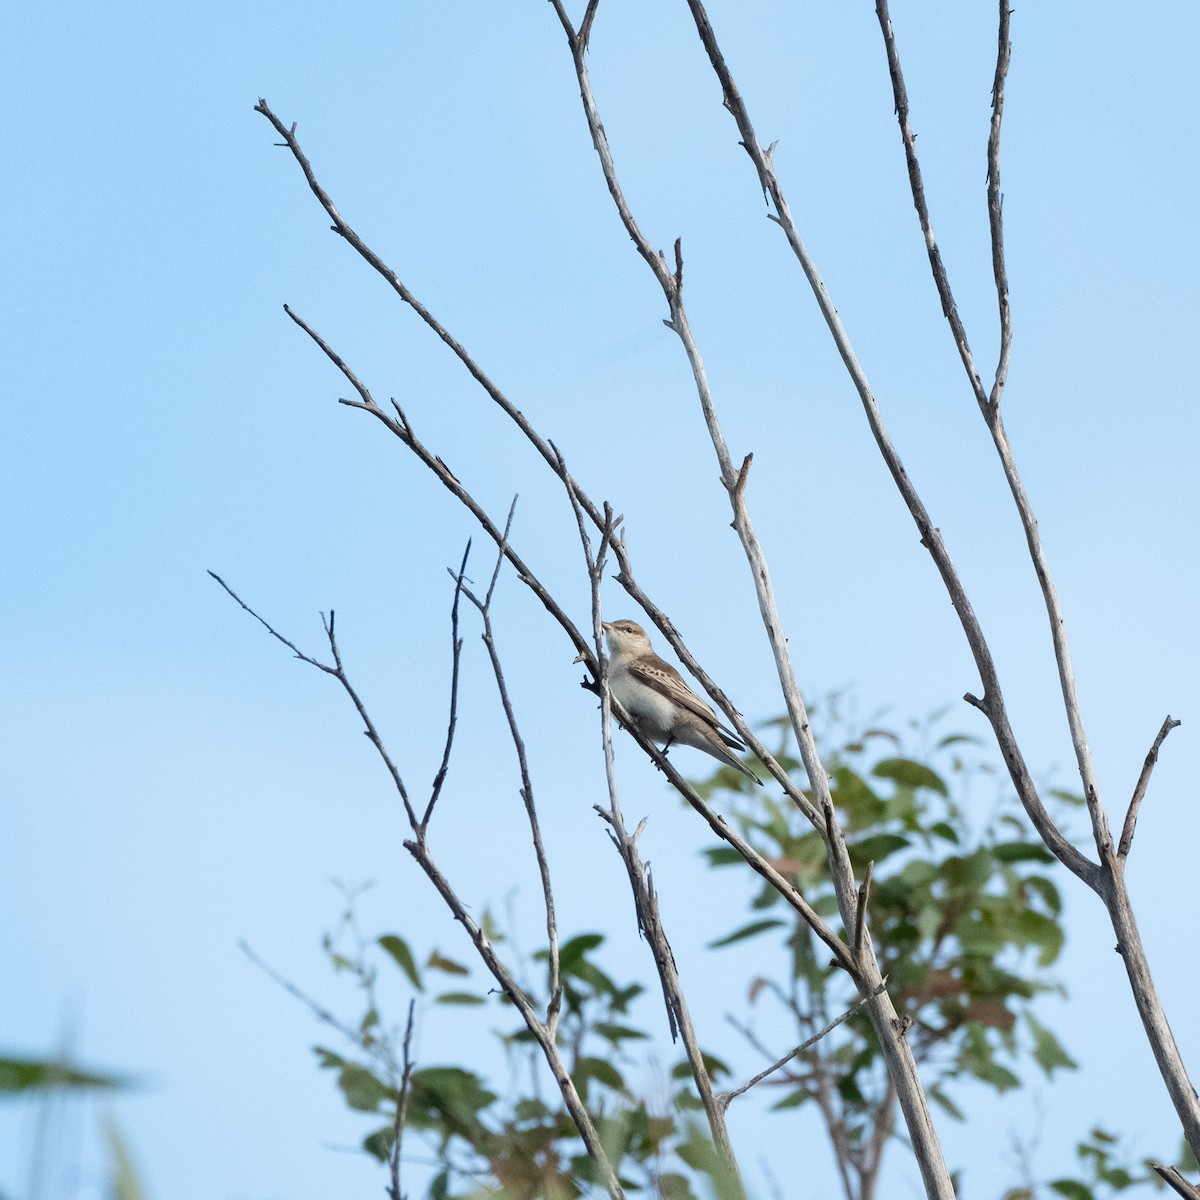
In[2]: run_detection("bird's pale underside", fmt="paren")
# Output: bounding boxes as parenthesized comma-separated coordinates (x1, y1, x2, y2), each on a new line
(602, 619, 760, 785)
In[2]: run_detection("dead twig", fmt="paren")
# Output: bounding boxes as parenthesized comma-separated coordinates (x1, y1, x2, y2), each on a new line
(387, 1000, 417, 1200)
(720, 979, 890, 1110)
(1118, 716, 1181, 859)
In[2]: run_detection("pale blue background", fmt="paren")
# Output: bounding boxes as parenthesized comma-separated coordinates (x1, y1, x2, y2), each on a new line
(3, 2, 1198, 1198)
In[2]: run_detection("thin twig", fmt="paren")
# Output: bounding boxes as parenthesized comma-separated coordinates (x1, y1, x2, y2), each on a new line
(403, 837, 626, 1199)
(422, 540, 472, 834)
(1118, 716, 1181, 859)
(853, 862, 875, 961)
(263, 103, 805, 833)
(255, 99, 610, 537)
(720, 978, 890, 1110)
(239, 939, 381, 1058)
(682, 0, 1097, 890)
(211, 574, 420, 829)
(208, 570, 334, 673)
(1150, 1163, 1200, 1200)
(873, 0, 988, 407)
(566, 472, 744, 1197)
(986, 1, 1014, 408)
(281, 298, 855, 975)
(388, 1000, 417, 1200)
(280, 304, 598, 673)
(690, 0, 1200, 1157)
(458, 501, 563, 1035)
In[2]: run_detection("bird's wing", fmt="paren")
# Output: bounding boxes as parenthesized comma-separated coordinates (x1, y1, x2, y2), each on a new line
(628, 654, 746, 749)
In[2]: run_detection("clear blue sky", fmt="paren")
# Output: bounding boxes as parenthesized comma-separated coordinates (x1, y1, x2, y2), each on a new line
(3, 2, 1198, 1198)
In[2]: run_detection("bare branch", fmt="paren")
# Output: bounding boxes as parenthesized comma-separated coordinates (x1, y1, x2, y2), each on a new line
(579, 0, 601, 52)
(404, 836, 626, 1199)
(853, 861, 874, 961)
(421, 539, 472, 834)
(683, 0, 1200, 1157)
(284, 305, 378, 411)
(279, 304, 601, 678)
(539, 15, 677, 301)
(986, 1, 1014, 407)
(262, 99, 801, 840)
(208, 570, 335, 673)
(1118, 716, 1181, 859)
(608, 550, 823, 828)
(239, 939, 382, 1061)
(387, 1000, 417, 1200)
(873, 0, 988, 408)
(871, 0, 1113, 875)
(255, 98, 610, 537)
(570, 496, 744, 1196)
(457, 504, 563, 1033)
(681, 0, 1097, 891)
(720, 978, 889, 1110)
(1150, 1163, 1200, 1200)
(221, 537, 622, 1193)
(280, 295, 860, 993)
(211, 575, 420, 829)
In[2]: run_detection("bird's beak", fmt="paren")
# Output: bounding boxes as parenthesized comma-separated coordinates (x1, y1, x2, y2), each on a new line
(601, 621, 614, 632)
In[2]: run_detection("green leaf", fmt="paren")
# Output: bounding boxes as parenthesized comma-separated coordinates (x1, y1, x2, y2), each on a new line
(426, 951, 470, 976)
(1026, 1013, 1077, 1077)
(1049, 788, 1086, 806)
(936, 734, 980, 749)
(872, 757, 948, 796)
(927, 1083, 965, 1121)
(708, 918, 785, 949)
(312, 1046, 346, 1071)
(1025, 875, 1063, 916)
(411, 1066, 496, 1133)
(435, 991, 486, 1006)
(1016, 910, 1065, 966)
(955, 915, 1003, 957)
(560, 933, 605, 967)
(916, 905, 943, 942)
(702, 847, 745, 867)
(848, 833, 910, 865)
(0, 1056, 131, 1094)
(337, 1063, 392, 1112)
(1049, 1181, 1095, 1200)
(574, 1056, 626, 1091)
(968, 1057, 1021, 1092)
(770, 1086, 812, 1111)
(671, 1053, 731, 1081)
(900, 858, 938, 887)
(362, 1125, 394, 1163)
(594, 1022, 650, 1044)
(992, 841, 1055, 864)
(658, 1172, 699, 1200)
(378, 935, 422, 990)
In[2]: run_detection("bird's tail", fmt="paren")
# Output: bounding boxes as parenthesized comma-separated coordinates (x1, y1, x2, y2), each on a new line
(713, 739, 762, 787)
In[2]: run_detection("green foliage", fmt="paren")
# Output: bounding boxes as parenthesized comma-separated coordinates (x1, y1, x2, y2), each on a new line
(1002, 1126, 1167, 1200)
(314, 894, 726, 1199)
(305, 714, 1184, 1199)
(704, 714, 1077, 1142)
(0, 1055, 130, 1094)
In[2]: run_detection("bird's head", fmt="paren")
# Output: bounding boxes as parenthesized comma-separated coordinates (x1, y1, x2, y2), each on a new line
(602, 619, 653, 657)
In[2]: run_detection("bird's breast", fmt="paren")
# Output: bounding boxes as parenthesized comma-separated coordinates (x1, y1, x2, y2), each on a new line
(609, 665, 676, 741)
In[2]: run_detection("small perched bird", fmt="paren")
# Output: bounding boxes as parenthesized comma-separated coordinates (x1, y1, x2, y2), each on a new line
(602, 619, 761, 785)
